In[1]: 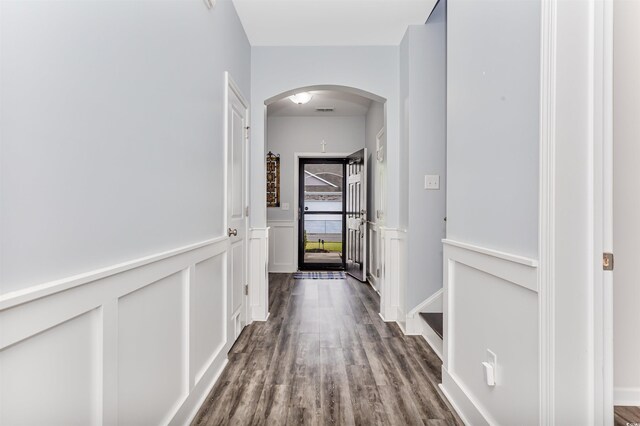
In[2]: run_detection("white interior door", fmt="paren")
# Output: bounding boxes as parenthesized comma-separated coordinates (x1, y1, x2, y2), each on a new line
(346, 148, 367, 281)
(226, 76, 248, 342)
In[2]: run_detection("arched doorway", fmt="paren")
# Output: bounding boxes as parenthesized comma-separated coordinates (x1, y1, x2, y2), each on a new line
(263, 85, 387, 291)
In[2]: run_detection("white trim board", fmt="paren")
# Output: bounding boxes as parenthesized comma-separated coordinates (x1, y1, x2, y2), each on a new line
(417, 315, 443, 361)
(367, 221, 382, 293)
(442, 239, 539, 268)
(378, 227, 407, 323)
(0, 236, 227, 311)
(614, 387, 640, 407)
(538, 0, 558, 423)
(249, 227, 270, 322)
(441, 369, 493, 426)
(442, 240, 538, 293)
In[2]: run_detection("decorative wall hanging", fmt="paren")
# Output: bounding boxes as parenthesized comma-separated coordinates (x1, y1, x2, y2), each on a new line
(266, 151, 281, 207)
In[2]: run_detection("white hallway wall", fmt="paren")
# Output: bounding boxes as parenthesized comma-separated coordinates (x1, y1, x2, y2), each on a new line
(1, 0, 250, 293)
(443, 0, 541, 423)
(613, 0, 640, 406)
(401, 4, 447, 316)
(0, 0, 252, 424)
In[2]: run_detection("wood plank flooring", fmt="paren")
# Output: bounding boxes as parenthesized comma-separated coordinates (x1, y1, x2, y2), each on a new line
(615, 406, 640, 426)
(192, 273, 461, 425)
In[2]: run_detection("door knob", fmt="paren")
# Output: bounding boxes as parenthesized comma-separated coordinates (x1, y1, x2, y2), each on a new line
(228, 228, 238, 237)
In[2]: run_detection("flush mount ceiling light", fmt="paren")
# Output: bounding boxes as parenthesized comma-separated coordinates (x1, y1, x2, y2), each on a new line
(289, 92, 313, 105)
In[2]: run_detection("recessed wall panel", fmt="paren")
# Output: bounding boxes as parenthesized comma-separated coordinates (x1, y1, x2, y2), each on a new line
(231, 243, 244, 314)
(0, 310, 99, 425)
(451, 263, 538, 425)
(118, 273, 184, 426)
(191, 255, 225, 381)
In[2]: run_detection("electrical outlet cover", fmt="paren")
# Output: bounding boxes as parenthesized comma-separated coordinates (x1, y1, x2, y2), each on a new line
(424, 174, 440, 190)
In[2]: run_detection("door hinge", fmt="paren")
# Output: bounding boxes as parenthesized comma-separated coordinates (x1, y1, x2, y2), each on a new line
(244, 284, 249, 296)
(246, 205, 250, 217)
(603, 253, 614, 271)
(245, 126, 250, 140)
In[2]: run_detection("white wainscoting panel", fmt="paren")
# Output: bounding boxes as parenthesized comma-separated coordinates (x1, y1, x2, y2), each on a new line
(379, 227, 407, 325)
(267, 221, 296, 273)
(118, 272, 186, 426)
(0, 309, 101, 426)
(367, 222, 381, 292)
(230, 243, 244, 315)
(0, 236, 243, 426)
(441, 240, 539, 426)
(190, 256, 226, 386)
(249, 227, 270, 322)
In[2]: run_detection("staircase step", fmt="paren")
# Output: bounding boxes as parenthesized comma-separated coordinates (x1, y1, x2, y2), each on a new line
(419, 312, 443, 340)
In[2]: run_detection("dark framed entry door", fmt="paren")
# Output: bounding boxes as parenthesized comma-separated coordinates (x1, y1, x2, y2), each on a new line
(298, 158, 346, 270)
(345, 149, 367, 281)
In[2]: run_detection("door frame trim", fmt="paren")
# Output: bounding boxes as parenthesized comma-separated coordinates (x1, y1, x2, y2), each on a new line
(224, 71, 250, 330)
(293, 152, 352, 271)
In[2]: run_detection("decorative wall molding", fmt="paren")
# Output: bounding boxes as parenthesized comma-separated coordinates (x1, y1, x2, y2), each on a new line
(442, 239, 539, 268)
(614, 387, 640, 407)
(367, 221, 382, 293)
(441, 240, 540, 425)
(538, 0, 558, 424)
(379, 227, 406, 323)
(267, 221, 296, 273)
(0, 236, 250, 425)
(0, 236, 227, 310)
(249, 227, 270, 322)
(442, 240, 539, 293)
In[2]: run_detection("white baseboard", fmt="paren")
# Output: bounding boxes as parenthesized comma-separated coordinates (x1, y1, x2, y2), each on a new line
(441, 368, 492, 426)
(171, 358, 228, 425)
(419, 318, 443, 360)
(614, 387, 640, 406)
(405, 289, 443, 335)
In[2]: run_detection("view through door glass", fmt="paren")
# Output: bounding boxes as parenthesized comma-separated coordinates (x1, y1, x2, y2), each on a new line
(301, 161, 345, 268)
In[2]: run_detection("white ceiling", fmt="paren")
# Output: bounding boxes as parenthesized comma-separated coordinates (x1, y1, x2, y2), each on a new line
(232, 0, 438, 46)
(267, 90, 373, 117)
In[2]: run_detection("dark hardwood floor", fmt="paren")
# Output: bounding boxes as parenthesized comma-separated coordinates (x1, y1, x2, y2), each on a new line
(615, 406, 640, 426)
(192, 273, 461, 425)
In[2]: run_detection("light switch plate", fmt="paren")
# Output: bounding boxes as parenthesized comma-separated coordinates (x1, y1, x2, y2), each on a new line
(425, 175, 440, 190)
(281, 203, 290, 211)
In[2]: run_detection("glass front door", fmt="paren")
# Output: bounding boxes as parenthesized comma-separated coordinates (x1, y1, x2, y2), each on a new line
(299, 159, 346, 270)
